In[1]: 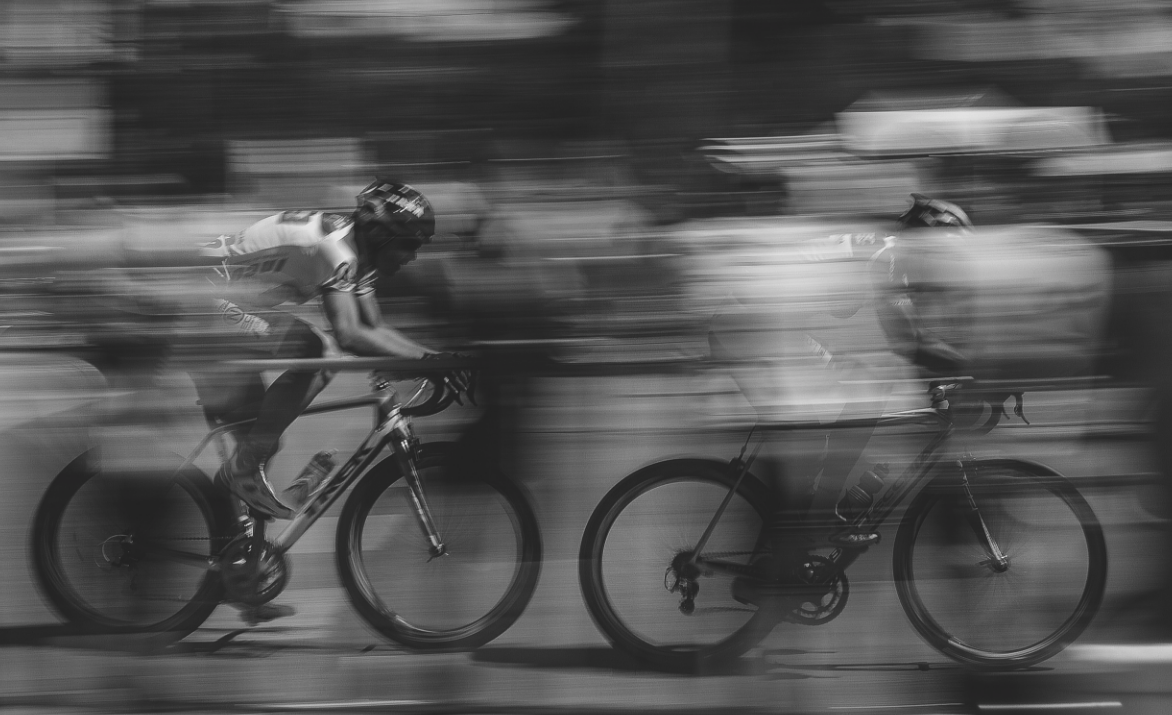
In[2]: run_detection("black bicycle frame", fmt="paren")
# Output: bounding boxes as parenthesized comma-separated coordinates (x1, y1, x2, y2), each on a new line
(688, 405, 977, 578)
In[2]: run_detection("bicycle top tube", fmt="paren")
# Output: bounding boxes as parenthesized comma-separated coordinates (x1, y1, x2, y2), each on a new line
(751, 406, 949, 433)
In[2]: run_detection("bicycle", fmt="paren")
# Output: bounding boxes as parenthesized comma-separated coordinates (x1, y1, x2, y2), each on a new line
(578, 381, 1107, 672)
(31, 357, 542, 650)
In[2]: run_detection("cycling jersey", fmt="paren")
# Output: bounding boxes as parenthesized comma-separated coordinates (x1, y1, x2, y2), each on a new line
(202, 211, 377, 310)
(791, 232, 888, 263)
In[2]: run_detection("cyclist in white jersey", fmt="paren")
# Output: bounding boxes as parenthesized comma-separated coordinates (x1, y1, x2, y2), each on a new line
(710, 194, 973, 588)
(192, 180, 467, 520)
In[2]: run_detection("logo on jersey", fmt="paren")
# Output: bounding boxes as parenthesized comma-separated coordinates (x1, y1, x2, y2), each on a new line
(202, 234, 241, 252)
(322, 261, 357, 292)
(278, 210, 315, 224)
(236, 257, 288, 279)
(355, 270, 378, 296)
(216, 299, 272, 337)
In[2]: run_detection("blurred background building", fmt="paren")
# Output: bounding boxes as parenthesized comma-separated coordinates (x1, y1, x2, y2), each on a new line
(1, 0, 1171, 225)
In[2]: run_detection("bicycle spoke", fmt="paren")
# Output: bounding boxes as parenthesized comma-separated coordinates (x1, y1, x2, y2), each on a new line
(338, 446, 541, 650)
(598, 477, 763, 649)
(51, 472, 219, 628)
(358, 469, 522, 632)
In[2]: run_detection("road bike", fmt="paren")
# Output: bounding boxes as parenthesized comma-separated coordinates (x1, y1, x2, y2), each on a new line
(578, 381, 1107, 672)
(31, 357, 542, 650)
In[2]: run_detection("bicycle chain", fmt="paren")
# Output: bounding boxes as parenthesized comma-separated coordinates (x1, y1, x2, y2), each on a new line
(129, 534, 234, 545)
(699, 551, 755, 559)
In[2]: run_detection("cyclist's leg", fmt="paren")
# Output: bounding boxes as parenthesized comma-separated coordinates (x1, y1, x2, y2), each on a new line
(189, 368, 265, 429)
(231, 314, 336, 467)
(805, 421, 877, 526)
(195, 307, 335, 517)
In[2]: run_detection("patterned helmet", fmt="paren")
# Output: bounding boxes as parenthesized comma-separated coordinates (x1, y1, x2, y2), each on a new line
(354, 180, 436, 250)
(896, 194, 974, 235)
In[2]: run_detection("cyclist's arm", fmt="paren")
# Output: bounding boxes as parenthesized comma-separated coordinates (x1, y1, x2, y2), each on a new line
(321, 289, 435, 359)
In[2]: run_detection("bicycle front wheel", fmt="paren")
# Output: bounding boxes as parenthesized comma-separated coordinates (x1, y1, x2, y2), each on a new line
(579, 459, 779, 673)
(893, 458, 1107, 669)
(32, 449, 231, 635)
(336, 443, 541, 650)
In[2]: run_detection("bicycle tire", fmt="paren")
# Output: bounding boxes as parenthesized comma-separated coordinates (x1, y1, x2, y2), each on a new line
(31, 449, 233, 636)
(336, 442, 541, 650)
(578, 459, 779, 673)
(893, 458, 1107, 669)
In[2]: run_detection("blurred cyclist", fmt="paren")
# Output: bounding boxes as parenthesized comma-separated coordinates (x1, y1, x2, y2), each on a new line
(871, 193, 972, 379)
(192, 180, 469, 521)
(816, 194, 972, 544)
(713, 193, 974, 592)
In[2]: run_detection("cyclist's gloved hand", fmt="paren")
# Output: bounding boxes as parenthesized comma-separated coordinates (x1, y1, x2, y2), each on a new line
(423, 352, 477, 406)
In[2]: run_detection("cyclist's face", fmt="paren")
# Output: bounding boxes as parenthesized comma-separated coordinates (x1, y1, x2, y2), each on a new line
(375, 237, 424, 275)
(360, 224, 424, 274)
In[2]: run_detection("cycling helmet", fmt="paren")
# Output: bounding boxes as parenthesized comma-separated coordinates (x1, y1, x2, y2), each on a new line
(896, 194, 974, 235)
(354, 180, 436, 253)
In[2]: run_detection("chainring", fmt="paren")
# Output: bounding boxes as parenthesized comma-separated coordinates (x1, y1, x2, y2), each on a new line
(783, 554, 849, 626)
(219, 535, 290, 606)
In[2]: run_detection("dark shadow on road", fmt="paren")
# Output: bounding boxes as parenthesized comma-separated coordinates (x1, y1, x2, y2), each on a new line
(473, 645, 820, 677)
(0, 622, 356, 657)
(0, 623, 88, 645)
(766, 657, 994, 673)
(0, 622, 182, 653)
(472, 645, 651, 673)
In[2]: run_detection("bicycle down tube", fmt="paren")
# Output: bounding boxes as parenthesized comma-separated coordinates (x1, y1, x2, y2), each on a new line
(274, 387, 447, 557)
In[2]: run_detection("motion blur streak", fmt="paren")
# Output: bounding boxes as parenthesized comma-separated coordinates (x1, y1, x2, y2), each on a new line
(2, 1, 1172, 714)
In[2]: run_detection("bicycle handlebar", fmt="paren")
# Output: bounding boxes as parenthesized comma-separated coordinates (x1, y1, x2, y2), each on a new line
(396, 374, 461, 418)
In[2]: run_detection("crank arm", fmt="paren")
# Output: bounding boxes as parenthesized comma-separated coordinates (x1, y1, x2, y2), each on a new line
(130, 540, 220, 571)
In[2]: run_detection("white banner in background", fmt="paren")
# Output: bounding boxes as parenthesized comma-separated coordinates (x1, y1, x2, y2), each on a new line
(278, 0, 575, 41)
(837, 107, 1109, 157)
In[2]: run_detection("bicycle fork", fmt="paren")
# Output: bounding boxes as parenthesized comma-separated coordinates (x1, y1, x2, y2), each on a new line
(397, 449, 447, 559)
(956, 460, 1010, 572)
(387, 414, 447, 560)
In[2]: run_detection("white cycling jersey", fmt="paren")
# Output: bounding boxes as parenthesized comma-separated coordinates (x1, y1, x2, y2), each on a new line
(202, 211, 377, 310)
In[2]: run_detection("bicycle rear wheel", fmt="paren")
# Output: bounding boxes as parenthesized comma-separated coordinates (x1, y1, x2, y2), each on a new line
(32, 449, 231, 635)
(578, 459, 779, 673)
(336, 443, 541, 650)
(893, 458, 1107, 669)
